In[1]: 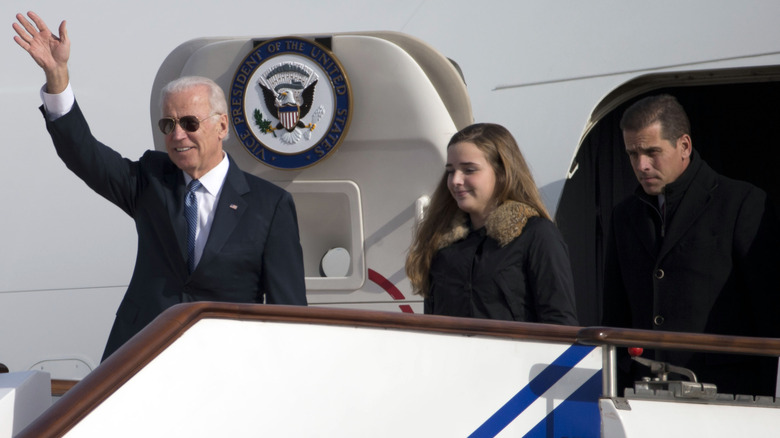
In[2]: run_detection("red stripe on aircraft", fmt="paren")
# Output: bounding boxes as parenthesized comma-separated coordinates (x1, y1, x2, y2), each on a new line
(367, 268, 405, 300)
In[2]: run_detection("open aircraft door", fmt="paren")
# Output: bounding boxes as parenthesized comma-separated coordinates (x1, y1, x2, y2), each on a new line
(556, 65, 780, 327)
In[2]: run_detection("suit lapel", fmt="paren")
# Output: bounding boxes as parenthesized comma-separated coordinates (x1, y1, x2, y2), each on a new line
(164, 165, 190, 265)
(658, 173, 716, 261)
(626, 200, 657, 259)
(197, 157, 250, 270)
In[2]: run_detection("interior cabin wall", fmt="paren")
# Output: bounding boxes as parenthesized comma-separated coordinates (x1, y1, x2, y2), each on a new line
(556, 81, 780, 327)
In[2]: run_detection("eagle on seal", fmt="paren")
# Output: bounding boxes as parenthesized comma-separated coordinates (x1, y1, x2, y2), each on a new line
(260, 79, 318, 132)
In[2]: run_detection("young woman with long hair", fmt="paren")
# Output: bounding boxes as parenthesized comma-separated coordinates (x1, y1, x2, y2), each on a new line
(405, 123, 578, 324)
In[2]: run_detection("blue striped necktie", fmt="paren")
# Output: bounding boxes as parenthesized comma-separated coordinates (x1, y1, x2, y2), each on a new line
(185, 179, 202, 273)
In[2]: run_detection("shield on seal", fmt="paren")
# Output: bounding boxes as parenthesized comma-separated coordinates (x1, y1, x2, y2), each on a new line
(278, 105, 300, 131)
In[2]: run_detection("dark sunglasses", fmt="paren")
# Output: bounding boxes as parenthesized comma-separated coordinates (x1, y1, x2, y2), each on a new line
(158, 114, 220, 135)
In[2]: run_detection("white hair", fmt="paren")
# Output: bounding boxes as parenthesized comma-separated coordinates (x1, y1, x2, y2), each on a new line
(160, 76, 230, 140)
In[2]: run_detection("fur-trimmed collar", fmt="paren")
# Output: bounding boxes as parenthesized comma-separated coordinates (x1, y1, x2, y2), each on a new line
(438, 201, 540, 249)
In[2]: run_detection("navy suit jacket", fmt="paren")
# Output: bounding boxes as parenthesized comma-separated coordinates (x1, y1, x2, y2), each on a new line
(43, 102, 307, 360)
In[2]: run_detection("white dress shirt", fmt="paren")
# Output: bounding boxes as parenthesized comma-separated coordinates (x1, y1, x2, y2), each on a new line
(40, 83, 75, 120)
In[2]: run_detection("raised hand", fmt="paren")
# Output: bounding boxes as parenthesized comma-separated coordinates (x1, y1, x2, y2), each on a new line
(13, 11, 70, 93)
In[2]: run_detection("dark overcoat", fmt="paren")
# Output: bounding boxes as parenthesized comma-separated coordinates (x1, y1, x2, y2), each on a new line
(603, 152, 780, 396)
(425, 201, 579, 325)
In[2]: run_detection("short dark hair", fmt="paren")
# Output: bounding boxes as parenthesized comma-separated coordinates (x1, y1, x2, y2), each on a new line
(620, 94, 690, 143)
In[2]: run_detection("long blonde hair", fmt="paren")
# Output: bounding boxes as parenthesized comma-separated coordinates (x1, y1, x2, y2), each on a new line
(405, 123, 550, 297)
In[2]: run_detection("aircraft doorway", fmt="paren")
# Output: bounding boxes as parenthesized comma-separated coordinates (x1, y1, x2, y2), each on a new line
(557, 71, 780, 326)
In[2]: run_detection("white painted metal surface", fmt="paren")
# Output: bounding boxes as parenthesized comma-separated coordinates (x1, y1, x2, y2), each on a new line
(62, 319, 601, 437)
(600, 397, 780, 438)
(0, 371, 50, 437)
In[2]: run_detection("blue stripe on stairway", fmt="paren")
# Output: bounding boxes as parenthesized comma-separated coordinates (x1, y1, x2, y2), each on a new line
(468, 344, 596, 438)
(524, 368, 602, 438)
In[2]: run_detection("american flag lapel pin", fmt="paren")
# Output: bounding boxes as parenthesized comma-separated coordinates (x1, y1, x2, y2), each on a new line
(229, 204, 238, 210)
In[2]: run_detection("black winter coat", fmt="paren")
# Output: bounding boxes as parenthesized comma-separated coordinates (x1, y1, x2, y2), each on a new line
(425, 201, 578, 325)
(603, 151, 780, 396)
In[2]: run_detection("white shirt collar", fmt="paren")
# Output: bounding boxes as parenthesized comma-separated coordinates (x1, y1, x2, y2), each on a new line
(183, 152, 229, 195)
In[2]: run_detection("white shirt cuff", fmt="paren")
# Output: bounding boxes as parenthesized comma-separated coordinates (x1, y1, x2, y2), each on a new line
(40, 83, 75, 121)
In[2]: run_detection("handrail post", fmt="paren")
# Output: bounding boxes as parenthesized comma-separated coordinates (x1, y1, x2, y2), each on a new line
(602, 344, 617, 398)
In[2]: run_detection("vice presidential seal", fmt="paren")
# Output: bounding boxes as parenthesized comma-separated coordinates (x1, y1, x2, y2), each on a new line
(230, 37, 352, 170)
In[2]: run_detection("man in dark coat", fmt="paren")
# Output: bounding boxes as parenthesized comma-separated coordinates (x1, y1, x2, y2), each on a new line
(14, 12, 307, 361)
(602, 94, 780, 396)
